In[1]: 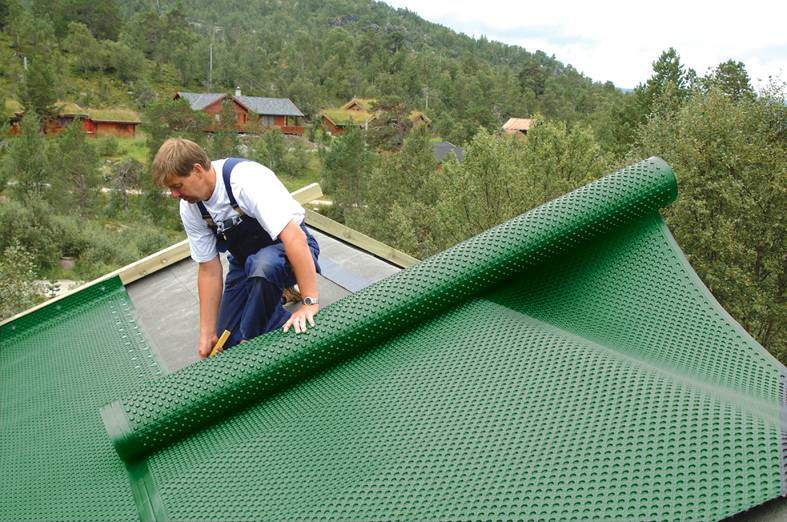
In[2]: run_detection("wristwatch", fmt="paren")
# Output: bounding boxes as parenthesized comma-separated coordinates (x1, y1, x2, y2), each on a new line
(303, 296, 319, 306)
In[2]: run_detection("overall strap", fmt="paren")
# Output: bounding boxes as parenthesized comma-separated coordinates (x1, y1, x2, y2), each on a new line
(222, 157, 247, 215)
(196, 201, 216, 229)
(195, 158, 248, 230)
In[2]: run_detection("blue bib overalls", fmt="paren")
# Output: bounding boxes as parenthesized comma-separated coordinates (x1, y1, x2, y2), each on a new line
(196, 158, 320, 349)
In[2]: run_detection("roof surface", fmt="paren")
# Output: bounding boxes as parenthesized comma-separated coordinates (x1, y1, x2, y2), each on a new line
(341, 97, 376, 111)
(321, 107, 373, 126)
(432, 140, 465, 162)
(2, 159, 785, 521)
(127, 228, 399, 372)
(234, 95, 304, 117)
(87, 108, 141, 123)
(175, 91, 226, 110)
(503, 117, 533, 131)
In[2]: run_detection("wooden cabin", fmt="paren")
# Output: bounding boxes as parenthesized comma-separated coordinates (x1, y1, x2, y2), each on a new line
(174, 91, 305, 135)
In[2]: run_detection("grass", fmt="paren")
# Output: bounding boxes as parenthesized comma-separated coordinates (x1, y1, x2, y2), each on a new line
(115, 133, 149, 164)
(278, 152, 322, 193)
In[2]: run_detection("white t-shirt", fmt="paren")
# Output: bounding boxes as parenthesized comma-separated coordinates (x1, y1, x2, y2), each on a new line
(180, 159, 305, 263)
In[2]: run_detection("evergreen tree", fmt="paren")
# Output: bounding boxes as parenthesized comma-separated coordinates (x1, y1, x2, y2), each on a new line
(320, 128, 370, 222)
(366, 96, 413, 151)
(17, 55, 58, 119)
(2, 112, 50, 201)
(142, 98, 210, 224)
(703, 60, 755, 101)
(207, 99, 239, 159)
(49, 121, 100, 217)
(251, 127, 287, 174)
(438, 121, 610, 250)
(110, 157, 143, 212)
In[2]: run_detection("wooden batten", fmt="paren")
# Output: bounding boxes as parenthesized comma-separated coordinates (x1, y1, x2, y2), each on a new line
(304, 209, 419, 268)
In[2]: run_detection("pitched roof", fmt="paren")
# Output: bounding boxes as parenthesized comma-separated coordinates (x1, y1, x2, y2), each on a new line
(341, 97, 376, 111)
(234, 95, 304, 117)
(56, 101, 88, 117)
(87, 108, 141, 124)
(409, 110, 431, 125)
(3, 98, 23, 118)
(432, 141, 465, 162)
(321, 108, 373, 126)
(502, 117, 533, 132)
(175, 91, 226, 110)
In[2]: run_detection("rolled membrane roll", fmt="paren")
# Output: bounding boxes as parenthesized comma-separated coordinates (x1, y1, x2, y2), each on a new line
(101, 157, 678, 463)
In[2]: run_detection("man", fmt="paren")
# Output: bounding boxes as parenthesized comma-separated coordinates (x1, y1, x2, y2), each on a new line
(151, 138, 320, 358)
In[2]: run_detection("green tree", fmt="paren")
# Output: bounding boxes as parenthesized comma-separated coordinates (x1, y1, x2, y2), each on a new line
(347, 125, 442, 257)
(703, 60, 755, 101)
(60, 0, 123, 41)
(49, 121, 100, 217)
(2, 112, 50, 201)
(633, 84, 787, 360)
(366, 96, 412, 151)
(207, 99, 239, 159)
(17, 55, 58, 118)
(0, 241, 40, 321)
(439, 121, 610, 249)
(0, 199, 61, 270)
(251, 127, 286, 173)
(251, 128, 310, 180)
(61, 21, 106, 72)
(109, 157, 143, 212)
(523, 117, 610, 197)
(142, 97, 210, 223)
(436, 128, 531, 246)
(320, 128, 370, 222)
(106, 40, 144, 82)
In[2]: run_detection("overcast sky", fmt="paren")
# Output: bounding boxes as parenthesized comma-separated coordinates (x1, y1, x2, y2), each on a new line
(383, 0, 786, 90)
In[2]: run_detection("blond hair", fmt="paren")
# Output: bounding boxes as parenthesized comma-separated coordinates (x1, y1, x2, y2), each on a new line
(151, 138, 211, 187)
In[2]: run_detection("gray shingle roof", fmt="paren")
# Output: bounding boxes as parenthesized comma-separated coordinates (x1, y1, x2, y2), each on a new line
(234, 95, 304, 117)
(175, 92, 226, 111)
(433, 141, 465, 162)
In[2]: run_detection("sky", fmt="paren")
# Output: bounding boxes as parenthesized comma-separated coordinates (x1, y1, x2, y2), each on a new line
(383, 0, 786, 90)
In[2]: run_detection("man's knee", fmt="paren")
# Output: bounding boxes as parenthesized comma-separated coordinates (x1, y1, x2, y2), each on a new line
(244, 245, 290, 287)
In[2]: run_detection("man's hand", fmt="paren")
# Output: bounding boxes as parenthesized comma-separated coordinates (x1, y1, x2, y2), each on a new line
(198, 332, 218, 359)
(283, 303, 319, 333)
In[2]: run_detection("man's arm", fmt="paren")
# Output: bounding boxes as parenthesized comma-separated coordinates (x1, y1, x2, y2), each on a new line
(279, 220, 319, 333)
(197, 255, 223, 357)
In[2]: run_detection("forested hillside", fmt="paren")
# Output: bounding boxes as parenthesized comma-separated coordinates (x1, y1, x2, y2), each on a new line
(0, 0, 628, 146)
(0, 0, 784, 361)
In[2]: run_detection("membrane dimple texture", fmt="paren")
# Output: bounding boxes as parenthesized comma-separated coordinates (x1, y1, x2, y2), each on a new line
(0, 278, 162, 521)
(6, 156, 784, 520)
(107, 157, 680, 462)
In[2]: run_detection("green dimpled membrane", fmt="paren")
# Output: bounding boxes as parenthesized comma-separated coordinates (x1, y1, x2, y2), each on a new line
(0, 277, 162, 521)
(3, 157, 784, 520)
(103, 157, 787, 520)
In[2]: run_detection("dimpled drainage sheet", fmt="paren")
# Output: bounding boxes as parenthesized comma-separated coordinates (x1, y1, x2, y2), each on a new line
(93, 157, 787, 521)
(0, 277, 163, 521)
(4, 158, 784, 521)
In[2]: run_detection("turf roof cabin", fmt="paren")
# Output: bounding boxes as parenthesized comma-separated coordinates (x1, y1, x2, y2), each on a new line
(174, 89, 305, 135)
(5, 100, 140, 137)
(319, 97, 430, 136)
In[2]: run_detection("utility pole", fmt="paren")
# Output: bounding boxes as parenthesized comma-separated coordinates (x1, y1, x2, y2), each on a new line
(208, 25, 223, 90)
